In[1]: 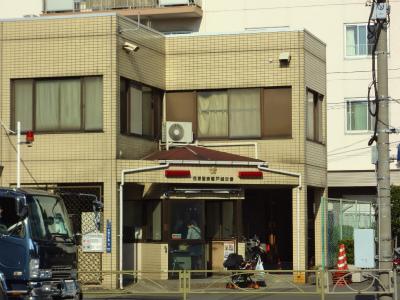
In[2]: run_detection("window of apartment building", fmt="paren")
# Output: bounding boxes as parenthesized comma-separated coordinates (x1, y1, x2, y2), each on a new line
(345, 24, 375, 57)
(346, 99, 374, 132)
(123, 200, 162, 242)
(166, 87, 292, 139)
(12, 77, 103, 132)
(120, 78, 162, 139)
(307, 89, 323, 142)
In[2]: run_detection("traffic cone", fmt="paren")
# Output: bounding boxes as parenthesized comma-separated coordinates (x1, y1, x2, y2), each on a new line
(337, 244, 348, 271)
(332, 244, 352, 286)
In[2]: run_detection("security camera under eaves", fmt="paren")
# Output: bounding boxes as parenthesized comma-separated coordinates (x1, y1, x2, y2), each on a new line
(123, 42, 139, 53)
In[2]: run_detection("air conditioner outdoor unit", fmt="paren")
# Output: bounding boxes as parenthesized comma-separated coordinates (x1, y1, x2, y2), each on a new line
(163, 121, 193, 144)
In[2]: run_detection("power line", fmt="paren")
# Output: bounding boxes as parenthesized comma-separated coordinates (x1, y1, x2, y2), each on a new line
(327, 67, 400, 75)
(328, 137, 370, 153)
(328, 140, 400, 157)
(0, 124, 39, 187)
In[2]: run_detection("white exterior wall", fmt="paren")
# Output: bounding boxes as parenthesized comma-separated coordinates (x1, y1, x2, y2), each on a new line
(0, 0, 42, 18)
(199, 0, 400, 182)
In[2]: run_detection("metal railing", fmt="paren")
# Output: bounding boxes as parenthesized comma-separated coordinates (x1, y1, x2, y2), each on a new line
(80, 268, 397, 299)
(325, 269, 397, 297)
(77, 0, 202, 11)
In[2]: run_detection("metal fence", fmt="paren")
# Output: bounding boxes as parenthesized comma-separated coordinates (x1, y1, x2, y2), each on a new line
(325, 197, 375, 268)
(77, 0, 202, 11)
(55, 185, 104, 285)
(81, 269, 397, 299)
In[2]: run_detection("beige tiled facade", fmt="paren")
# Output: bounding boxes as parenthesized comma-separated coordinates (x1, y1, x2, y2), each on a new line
(0, 13, 326, 286)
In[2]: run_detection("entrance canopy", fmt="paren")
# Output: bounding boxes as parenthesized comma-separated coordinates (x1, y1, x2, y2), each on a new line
(144, 145, 264, 166)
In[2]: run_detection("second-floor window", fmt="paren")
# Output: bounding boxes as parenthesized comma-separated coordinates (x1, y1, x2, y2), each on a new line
(12, 76, 103, 132)
(120, 78, 162, 139)
(345, 24, 374, 57)
(166, 87, 292, 139)
(307, 89, 324, 143)
(346, 99, 374, 132)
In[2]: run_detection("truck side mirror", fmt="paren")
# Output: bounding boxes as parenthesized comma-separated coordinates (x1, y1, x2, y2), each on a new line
(92, 199, 103, 212)
(15, 196, 28, 218)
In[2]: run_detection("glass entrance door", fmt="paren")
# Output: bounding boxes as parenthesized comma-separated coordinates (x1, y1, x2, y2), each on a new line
(167, 199, 238, 272)
(168, 200, 205, 271)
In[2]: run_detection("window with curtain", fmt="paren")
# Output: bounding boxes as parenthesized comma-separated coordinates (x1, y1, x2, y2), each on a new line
(197, 88, 261, 138)
(198, 91, 228, 138)
(229, 89, 260, 138)
(307, 89, 324, 142)
(346, 100, 374, 132)
(345, 24, 375, 57)
(120, 78, 162, 139)
(13, 76, 103, 132)
(168, 87, 292, 140)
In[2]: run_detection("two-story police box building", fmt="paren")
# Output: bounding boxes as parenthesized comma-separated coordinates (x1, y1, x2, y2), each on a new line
(0, 13, 327, 286)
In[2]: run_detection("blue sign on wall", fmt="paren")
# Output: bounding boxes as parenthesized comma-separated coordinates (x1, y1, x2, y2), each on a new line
(106, 220, 112, 253)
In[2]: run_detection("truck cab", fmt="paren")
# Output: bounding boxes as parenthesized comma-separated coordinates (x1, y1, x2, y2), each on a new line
(0, 188, 81, 299)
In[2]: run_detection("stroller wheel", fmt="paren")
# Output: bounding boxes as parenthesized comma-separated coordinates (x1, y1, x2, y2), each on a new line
(248, 282, 259, 289)
(226, 282, 236, 289)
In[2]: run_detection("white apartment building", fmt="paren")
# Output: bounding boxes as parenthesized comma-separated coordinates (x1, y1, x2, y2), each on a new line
(0, 0, 42, 18)
(195, 1, 400, 201)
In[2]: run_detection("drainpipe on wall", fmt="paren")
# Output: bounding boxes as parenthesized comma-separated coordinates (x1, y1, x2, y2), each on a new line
(119, 163, 169, 289)
(257, 164, 302, 271)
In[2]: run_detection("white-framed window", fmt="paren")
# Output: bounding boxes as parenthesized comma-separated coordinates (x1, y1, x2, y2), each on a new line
(345, 24, 374, 57)
(346, 99, 375, 132)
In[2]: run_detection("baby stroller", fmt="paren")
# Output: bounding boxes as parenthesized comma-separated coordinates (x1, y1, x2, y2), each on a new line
(223, 253, 260, 289)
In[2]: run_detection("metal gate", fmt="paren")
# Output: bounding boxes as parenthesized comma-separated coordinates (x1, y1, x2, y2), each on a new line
(55, 185, 104, 285)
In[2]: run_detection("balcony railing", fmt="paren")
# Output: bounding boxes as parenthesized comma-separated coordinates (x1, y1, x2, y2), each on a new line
(76, 0, 202, 11)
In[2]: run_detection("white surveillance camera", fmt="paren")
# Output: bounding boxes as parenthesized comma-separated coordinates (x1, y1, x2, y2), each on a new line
(123, 42, 139, 53)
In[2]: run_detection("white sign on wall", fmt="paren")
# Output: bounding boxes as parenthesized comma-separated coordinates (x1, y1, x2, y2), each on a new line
(82, 233, 104, 253)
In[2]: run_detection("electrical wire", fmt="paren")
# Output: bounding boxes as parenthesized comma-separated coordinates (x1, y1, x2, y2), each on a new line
(328, 140, 400, 157)
(328, 137, 371, 153)
(0, 124, 40, 187)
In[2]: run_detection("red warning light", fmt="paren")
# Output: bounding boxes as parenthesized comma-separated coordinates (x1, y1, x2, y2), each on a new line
(25, 131, 34, 143)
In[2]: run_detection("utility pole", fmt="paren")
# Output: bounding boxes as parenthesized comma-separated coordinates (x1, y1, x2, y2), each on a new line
(375, 1, 392, 299)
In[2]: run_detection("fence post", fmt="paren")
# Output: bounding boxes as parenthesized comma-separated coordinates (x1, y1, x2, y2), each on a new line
(179, 270, 188, 300)
(394, 270, 398, 300)
(319, 269, 325, 300)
